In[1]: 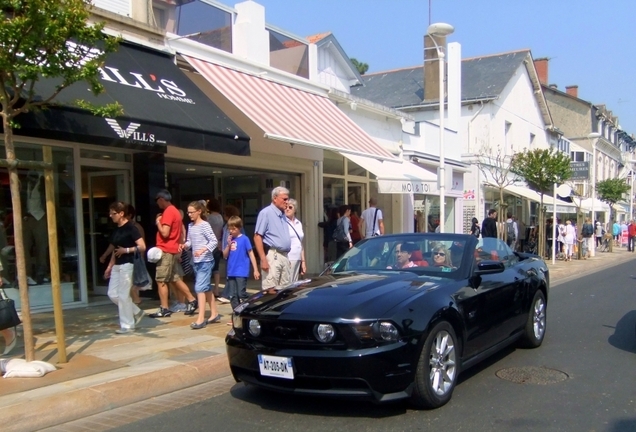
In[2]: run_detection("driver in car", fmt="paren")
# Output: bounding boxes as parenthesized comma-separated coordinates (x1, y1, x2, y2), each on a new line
(387, 242, 419, 269)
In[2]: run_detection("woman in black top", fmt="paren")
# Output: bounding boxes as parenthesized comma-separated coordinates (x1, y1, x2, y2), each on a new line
(470, 217, 480, 238)
(104, 202, 146, 334)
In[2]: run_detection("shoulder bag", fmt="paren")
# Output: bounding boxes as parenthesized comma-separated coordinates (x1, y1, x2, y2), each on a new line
(132, 247, 152, 287)
(0, 288, 21, 331)
(371, 208, 379, 236)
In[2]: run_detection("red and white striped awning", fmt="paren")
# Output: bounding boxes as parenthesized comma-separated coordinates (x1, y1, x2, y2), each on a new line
(183, 55, 396, 161)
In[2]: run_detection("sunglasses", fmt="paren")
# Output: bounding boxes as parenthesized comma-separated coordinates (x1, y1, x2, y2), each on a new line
(434, 252, 446, 257)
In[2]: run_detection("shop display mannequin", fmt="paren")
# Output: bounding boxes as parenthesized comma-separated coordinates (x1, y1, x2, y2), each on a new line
(23, 171, 48, 285)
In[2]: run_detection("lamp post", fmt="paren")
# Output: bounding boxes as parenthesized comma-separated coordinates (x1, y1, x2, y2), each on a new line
(427, 22, 454, 233)
(588, 132, 601, 256)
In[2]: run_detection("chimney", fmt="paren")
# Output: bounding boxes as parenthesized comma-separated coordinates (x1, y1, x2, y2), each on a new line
(534, 57, 549, 86)
(424, 34, 446, 101)
(565, 85, 578, 98)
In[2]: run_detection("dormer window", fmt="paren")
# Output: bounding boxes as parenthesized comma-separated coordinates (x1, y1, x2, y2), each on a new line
(268, 27, 309, 79)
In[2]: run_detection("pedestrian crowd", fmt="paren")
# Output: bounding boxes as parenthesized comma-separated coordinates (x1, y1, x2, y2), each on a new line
(100, 187, 388, 334)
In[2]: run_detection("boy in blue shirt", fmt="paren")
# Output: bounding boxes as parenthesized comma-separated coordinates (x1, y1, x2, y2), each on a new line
(222, 216, 260, 310)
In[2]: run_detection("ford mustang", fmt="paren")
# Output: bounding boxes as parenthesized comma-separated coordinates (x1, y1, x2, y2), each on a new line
(226, 233, 548, 408)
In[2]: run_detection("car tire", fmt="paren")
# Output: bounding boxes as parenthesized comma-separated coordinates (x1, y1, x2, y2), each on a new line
(520, 290, 547, 348)
(411, 321, 459, 409)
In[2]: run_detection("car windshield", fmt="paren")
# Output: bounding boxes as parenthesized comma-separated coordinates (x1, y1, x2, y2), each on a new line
(329, 234, 471, 277)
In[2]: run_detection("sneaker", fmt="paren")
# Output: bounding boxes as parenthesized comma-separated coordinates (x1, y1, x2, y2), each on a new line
(27, 276, 37, 286)
(148, 307, 172, 318)
(115, 328, 135, 334)
(184, 300, 198, 316)
(217, 297, 231, 304)
(169, 302, 187, 313)
(134, 310, 144, 326)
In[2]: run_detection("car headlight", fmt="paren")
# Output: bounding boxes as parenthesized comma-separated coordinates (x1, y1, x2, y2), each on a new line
(232, 314, 243, 329)
(314, 324, 336, 343)
(351, 321, 400, 342)
(248, 319, 261, 337)
(379, 322, 399, 342)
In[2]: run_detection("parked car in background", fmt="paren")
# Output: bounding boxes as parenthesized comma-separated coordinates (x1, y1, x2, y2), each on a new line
(226, 233, 549, 408)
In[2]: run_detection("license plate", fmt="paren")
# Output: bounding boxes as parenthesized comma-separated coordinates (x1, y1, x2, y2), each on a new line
(258, 354, 294, 379)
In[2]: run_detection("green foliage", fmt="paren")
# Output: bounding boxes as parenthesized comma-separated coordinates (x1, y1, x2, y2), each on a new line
(510, 148, 572, 195)
(350, 58, 369, 75)
(0, 0, 122, 118)
(596, 178, 630, 206)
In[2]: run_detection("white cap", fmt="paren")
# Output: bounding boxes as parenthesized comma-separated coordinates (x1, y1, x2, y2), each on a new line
(147, 247, 163, 263)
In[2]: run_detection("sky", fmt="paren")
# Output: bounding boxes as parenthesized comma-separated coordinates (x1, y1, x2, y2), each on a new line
(215, 0, 636, 135)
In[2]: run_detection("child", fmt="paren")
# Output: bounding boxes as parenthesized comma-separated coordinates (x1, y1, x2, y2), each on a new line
(181, 200, 219, 329)
(223, 216, 260, 311)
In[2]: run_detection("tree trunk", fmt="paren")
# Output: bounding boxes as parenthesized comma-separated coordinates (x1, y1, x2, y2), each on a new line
(499, 188, 506, 241)
(2, 113, 35, 362)
(538, 196, 545, 258)
(609, 208, 614, 253)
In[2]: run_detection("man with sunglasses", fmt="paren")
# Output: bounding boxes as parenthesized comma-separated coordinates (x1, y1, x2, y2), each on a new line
(254, 187, 292, 290)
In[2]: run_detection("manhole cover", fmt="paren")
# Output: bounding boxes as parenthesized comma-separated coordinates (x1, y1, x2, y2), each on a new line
(496, 366, 569, 384)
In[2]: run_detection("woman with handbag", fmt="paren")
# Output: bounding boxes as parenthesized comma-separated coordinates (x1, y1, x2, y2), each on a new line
(285, 198, 305, 282)
(0, 265, 18, 356)
(104, 202, 146, 334)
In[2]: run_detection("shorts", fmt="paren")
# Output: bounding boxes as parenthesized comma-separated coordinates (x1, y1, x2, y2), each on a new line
(193, 261, 213, 294)
(155, 252, 182, 283)
(212, 248, 223, 273)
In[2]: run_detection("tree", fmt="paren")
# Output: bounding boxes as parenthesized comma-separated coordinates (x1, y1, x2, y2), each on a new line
(350, 58, 369, 75)
(596, 178, 630, 252)
(511, 148, 572, 258)
(0, 0, 122, 361)
(476, 145, 522, 240)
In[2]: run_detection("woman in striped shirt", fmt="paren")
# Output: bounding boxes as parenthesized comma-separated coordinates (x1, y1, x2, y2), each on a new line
(181, 200, 219, 329)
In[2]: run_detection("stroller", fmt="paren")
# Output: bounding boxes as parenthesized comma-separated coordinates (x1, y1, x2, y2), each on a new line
(598, 233, 612, 252)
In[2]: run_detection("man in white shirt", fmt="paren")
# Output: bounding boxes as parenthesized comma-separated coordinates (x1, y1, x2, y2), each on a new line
(359, 197, 384, 239)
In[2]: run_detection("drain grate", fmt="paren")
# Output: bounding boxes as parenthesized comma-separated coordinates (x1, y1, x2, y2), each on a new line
(496, 366, 569, 384)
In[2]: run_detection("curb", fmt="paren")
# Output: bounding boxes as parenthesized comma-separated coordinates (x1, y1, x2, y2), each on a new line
(1, 353, 230, 432)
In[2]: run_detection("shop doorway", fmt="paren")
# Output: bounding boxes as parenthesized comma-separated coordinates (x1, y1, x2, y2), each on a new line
(82, 169, 130, 297)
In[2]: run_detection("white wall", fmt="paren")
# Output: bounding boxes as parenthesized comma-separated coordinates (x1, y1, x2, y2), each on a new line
(316, 45, 352, 93)
(93, 0, 130, 16)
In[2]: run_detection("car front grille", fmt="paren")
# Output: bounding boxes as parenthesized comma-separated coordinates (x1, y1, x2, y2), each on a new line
(242, 318, 350, 349)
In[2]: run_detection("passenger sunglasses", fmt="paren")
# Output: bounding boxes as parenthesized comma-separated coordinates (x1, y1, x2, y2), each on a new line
(434, 252, 446, 257)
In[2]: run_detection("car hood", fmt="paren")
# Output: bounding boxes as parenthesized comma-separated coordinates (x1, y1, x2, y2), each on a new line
(239, 272, 445, 320)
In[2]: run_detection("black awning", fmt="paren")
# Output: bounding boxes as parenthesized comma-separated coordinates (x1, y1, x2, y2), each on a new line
(12, 43, 250, 155)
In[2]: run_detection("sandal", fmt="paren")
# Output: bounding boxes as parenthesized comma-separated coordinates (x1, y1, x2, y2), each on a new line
(207, 314, 222, 324)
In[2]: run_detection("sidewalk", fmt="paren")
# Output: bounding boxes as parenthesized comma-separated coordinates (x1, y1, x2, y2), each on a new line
(1, 249, 635, 431)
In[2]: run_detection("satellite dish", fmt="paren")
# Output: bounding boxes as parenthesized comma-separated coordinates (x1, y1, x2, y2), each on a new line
(556, 184, 572, 197)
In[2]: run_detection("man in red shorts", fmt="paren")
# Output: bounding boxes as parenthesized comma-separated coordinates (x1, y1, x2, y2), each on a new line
(149, 189, 198, 318)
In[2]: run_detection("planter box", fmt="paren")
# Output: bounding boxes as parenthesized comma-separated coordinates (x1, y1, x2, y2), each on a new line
(4, 283, 76, 310)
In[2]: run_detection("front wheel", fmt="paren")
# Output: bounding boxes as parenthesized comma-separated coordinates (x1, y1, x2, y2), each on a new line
(520, 290, 547, 348)
(411, 321, 459, 409)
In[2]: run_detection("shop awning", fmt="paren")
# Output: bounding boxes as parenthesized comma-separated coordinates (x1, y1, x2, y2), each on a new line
(11, 43, 250, 155)
(487, 183, 576, 213)
(341, 153, 438, 194)
(183, 55, 395, 161)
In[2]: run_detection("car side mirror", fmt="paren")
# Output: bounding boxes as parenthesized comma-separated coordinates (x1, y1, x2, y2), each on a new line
(474, 260, 505, 275)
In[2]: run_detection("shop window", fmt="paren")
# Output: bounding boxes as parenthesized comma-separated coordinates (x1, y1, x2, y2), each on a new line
(414, 195, 455, 234)
(173, 0, 233, 53)
(323, 152, 344, 175)
(347, 158, 366, 177)
(0, 143, 79, 308)
(268, 28, 309, 79)
(323, 177, 344, 216)
(80, 149, 130, 163)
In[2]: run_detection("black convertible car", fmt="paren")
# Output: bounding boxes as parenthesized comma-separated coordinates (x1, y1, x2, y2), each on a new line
(226, 233, 548, 408)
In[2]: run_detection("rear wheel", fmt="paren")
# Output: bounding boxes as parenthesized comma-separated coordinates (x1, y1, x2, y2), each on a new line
(411, 321, 459, 409)
(521, 290, 546, 348)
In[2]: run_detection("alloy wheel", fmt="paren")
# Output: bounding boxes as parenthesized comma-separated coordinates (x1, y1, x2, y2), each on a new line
(428, 330, 457, 396)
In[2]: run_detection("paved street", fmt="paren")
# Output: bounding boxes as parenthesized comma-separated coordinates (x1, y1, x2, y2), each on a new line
(48, 258, 636, 432)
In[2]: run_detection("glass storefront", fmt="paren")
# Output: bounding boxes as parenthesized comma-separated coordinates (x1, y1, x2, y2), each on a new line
(0, 143, 79, 308)
(414, 196, 455, 233)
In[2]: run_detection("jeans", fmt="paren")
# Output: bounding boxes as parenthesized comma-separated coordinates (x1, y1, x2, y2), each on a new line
(226, 276, 248, 310)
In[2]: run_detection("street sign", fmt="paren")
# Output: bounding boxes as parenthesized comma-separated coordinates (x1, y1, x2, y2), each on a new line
(570, 161, 589, 180)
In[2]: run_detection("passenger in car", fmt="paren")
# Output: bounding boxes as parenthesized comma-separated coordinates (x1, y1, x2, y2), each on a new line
(430, 245, 453, 268)
(388, 242, 419, 269)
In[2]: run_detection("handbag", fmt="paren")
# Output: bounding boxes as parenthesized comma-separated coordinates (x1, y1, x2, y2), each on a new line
(132, 247, 151, 287)
(0, 288, 21, 331)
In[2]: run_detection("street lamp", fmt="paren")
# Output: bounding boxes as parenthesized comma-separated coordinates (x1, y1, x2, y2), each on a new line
(427, 22, 454, 233)
(588, 131, 601, 256)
